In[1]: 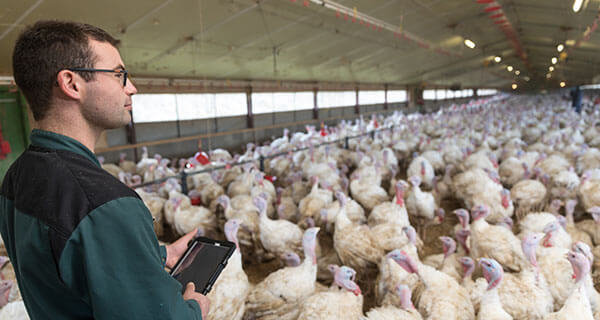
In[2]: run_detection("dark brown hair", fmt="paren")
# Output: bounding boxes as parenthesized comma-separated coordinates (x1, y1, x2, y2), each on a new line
(12, 20, 120, 121)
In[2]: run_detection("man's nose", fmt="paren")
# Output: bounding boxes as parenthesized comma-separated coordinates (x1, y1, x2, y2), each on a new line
(126, 78, 138, 95)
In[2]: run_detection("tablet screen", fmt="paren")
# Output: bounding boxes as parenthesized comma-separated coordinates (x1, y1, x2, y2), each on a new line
(170, 238, 234, 294)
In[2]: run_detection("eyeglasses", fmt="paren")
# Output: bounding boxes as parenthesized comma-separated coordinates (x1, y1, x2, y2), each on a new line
(67, 68, 129, 87)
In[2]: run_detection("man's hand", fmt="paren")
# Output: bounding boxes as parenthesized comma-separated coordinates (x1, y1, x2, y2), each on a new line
(183, 282, 210, 319)
(165, 228, 199, 269)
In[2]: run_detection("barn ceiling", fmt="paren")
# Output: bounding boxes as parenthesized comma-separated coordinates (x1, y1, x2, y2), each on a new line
(1, 0, 600, 91)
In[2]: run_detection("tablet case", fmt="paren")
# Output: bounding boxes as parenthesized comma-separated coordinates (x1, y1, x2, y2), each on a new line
(169, 236, 236, 295)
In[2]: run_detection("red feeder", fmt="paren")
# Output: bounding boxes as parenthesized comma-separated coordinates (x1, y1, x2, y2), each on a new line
(194, 151, 210, 165)
(489, 13, 504, 19)
(484, 5, 502, 12)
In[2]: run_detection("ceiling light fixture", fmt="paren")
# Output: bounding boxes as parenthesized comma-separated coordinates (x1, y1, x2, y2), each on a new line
(512, 83, 518, 90)
(560, 81, 566, 87)
(551, 57, 558, 64)
(573, 0, 584, 12)
(494, 56, 502, 63)
(549, 66, 555, 72)
(464, 39, 476, 49)
(507, 66, 513, 72)
(557, 44, 564, 52)
(515, 70, 520, 75)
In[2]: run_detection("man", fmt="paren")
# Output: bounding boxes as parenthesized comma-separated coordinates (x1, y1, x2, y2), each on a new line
(0, 20, 209, 319)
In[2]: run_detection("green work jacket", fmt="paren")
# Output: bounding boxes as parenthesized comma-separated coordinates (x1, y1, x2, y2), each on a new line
(0, 129, 202, 319)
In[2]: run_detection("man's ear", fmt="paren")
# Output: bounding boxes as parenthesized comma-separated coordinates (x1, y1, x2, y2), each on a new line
(56, 69, 83, 100)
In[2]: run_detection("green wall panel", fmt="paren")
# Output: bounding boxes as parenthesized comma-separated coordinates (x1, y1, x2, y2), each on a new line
(0, 87, 30, 183)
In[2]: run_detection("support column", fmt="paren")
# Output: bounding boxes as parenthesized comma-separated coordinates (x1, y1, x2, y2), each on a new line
(384, 84, 389, 110)
(406, 84, 424, 113)
(354, 87, 359, 114)
(407, 85, 416, 111)
(312, 87, 318, 120)
(246, 86, 254, 129)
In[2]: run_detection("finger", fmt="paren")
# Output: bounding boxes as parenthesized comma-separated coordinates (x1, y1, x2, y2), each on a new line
(176, 228, 199, 248)
(186, 282, 195, 291)
(181, 228, 199, 243)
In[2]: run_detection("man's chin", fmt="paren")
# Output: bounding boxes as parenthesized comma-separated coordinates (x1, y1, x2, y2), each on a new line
(103, 116, 131, 130)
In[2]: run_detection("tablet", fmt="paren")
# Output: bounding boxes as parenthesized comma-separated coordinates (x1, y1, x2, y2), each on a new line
(169, 236, 236, 295)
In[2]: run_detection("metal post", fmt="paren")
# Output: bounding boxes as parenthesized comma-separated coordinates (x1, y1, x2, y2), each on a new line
(175, 96, 181, 138)
(344, 136, 349, 149)
(181, 171, 188, 195)
(259, 155, 265, 172)
(384, 84, 389, 110)
(246, 86, 254, 129)
(312, 87, 318, 120)
(355, 87, 360, 114)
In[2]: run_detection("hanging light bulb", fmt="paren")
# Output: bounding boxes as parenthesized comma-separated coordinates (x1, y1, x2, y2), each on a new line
(551, 57, 558, 64)
(549, 66, 555, 72)
(464, 39, 476, 49)
(494, 56, 502, 63)
(560, 81, 566, 87)
(557, 44, 564, 52)
(507, 66, 513, 72)
(573, 0, 584, 12)
(515, 70, 520, 75)
(512, 83, 518, 90)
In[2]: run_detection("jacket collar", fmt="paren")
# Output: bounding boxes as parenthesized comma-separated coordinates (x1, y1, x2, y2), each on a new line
(30, 129, 100, 167)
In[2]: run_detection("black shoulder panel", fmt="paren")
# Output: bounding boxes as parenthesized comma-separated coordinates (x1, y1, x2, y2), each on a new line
(1, 145, 140, 265)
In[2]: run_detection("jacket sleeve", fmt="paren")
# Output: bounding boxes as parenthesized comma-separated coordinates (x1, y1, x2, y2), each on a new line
(59, 197, 203, 320)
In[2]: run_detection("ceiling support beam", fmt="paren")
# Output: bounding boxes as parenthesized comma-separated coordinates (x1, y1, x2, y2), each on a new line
(308, 45, 375, 69)
(209, 6, 324, 64)
(144, 1, 265, 66)
(395, 56, 492, 83)
(121, 0, 173, 33)
(0, 0, 43, 42)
